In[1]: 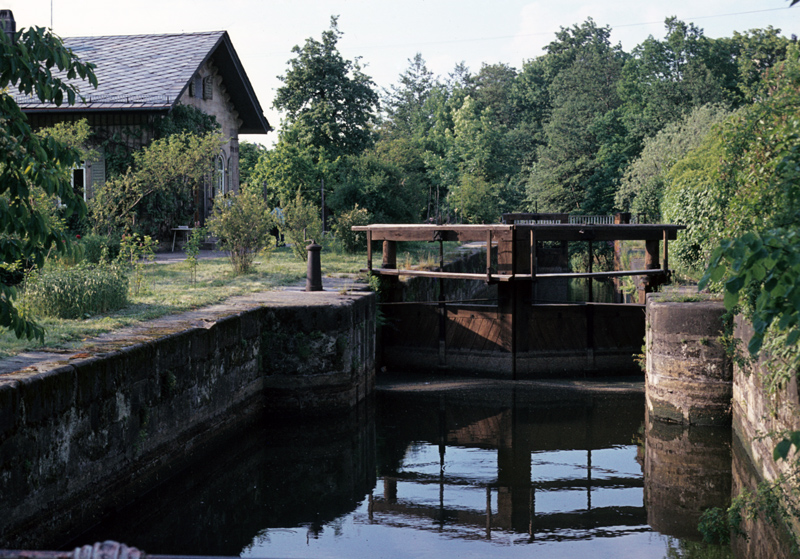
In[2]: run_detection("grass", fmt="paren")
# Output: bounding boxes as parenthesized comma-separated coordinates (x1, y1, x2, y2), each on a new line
(0, 246, 367, 359)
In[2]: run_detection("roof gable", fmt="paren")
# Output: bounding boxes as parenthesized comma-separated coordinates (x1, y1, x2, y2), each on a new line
(16, 31, 271, 134)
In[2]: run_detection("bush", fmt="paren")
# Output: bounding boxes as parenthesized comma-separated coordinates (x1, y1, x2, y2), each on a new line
(23, 264, 128, 319)
(206, 190, 276, 275)
(280, 189, 322, 261)
(80, 233, 121, 264)
(332, 204, 371, 253)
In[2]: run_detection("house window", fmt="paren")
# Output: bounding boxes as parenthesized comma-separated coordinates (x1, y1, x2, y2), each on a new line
(189, 75, 203, 98)
(72, 165, 86, 201)
(216, 153, 226, 196)
(203, 76, 214, 100)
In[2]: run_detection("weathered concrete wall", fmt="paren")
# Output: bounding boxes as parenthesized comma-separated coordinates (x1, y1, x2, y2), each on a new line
(0, 290, 375, 548)
(732, 317, 800, 540)
(645, 295, 732, 425)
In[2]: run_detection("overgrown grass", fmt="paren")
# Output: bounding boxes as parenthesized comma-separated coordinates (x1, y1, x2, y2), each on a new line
(0, 246, 366, 359)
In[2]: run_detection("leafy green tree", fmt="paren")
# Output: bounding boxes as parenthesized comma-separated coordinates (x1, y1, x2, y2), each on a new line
(330, 145, 425, 224)
(249, 134, 323, 209)
(722, 27, 792, 103)
(238, 140, 267, 192)
(273, 16, 379, 160)
(1, 25, 97, 339)
(91, 132, 223, 239)
(615, 103, 731, 221)
(206, 190, 276, 275)
(382, 53, 436, 139)
(527, 19, 627, 213)
(665, 45, 800, 276)
(618, 18, 734, 143)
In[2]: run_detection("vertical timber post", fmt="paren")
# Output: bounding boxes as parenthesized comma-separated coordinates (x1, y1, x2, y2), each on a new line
(640, 239, 660, 304)
(438, 237, 447, 368)
(382, 240, 399, 303)
(613, 212, 631, 303)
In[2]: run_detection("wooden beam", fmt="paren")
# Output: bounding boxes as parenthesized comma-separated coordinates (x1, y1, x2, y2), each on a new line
(369, 267, 668, 281)
(352, 223, 685, 243)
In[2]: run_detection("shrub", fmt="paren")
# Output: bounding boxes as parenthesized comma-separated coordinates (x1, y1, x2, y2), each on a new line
(81, 233, 121, 264)
(280, 188, 322, 261)
(23, 264, 128, 319)
(206, 190, 276, 275)
(332, 204, 371, 253)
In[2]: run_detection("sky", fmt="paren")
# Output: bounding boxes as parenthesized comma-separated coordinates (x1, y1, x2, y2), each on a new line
(6, 0, 799, 145)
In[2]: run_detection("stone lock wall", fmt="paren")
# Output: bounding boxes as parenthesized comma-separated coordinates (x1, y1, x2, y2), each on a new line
(645, 295, 733, 425)
(0, 290, 375, 548)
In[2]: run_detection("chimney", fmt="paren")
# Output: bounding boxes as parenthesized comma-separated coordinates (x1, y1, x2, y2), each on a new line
(0, 10, 15, 43)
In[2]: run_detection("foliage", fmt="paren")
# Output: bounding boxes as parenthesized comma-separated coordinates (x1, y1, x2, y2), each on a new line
(238, 141, 267, 193)
(0, 25, 97, 340)
(280, 189, 322, 261)
(183, 226, 206, 285)
(693, 46, 800, 547)
(116, 233, 156, 296)
(22, 263, 128, 319)
(527, 18, 627, 213)
(449, 174, 499, 224)
(618, 17, 735, 143)
(0, 248, 366, 357)
(152, 103, 219, 138)
(91, 131, 223, 239)
(700, 229, 800, 358)
(206, 191, 276, 275)
(332, 204, 371, 253)
(273, 16, 379, 160)
(80, 233, 120, 264)
(615, 103, 731, 222)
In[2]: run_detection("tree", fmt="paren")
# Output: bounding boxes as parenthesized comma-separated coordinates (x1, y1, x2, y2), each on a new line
(0, 26, 97, 340)
(615, 103, 731, 222)
(382, 53, 435, 138)
(273, 16, 379, 160)
(238, 141, 267, 192)
(91, 132, 224, 239)
(527, 19, 627, 213)
(618, 18, 734, 143)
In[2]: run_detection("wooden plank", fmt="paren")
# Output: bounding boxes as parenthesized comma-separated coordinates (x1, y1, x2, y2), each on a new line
(511, 224, 684, 242)
(352, 223, 684, 243)
(352, 224, 514, 243)
(370, 267, 667, 280)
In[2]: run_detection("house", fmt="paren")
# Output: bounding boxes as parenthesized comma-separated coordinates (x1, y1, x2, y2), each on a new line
(10, 12, 271, 223)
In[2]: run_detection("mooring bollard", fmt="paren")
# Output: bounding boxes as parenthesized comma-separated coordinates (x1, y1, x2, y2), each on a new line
(306, 241, 323, 291)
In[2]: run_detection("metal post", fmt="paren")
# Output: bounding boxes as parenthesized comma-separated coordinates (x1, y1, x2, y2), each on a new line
(305, 241, 323, 291)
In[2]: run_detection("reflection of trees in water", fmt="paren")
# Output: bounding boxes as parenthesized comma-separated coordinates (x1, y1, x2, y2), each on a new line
(58, 405, 376, 556)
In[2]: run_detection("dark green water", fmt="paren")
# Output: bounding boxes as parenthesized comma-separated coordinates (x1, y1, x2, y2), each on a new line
(58, 379, 738, 559)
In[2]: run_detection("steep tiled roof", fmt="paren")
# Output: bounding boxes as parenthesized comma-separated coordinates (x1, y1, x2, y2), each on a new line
(16, 31, 270, 134)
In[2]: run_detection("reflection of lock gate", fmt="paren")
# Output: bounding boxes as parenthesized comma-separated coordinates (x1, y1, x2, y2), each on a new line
(354, 213, 683, 379)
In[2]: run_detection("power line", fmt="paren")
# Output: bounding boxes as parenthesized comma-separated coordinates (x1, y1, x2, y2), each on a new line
(247, 6, 792, 58)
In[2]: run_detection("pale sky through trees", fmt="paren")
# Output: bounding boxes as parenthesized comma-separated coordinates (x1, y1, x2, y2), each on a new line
(8, 0, 798, 144)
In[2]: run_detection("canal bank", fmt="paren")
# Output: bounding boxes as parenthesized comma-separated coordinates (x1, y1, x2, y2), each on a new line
(0, 287, 376, 549)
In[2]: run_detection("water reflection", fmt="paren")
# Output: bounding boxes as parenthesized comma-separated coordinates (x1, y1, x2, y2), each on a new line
(51, 380, 744, 558)
(60, 403, 376, 556)
(644, 412, 732, 540)
(373, 385, 650, 545)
